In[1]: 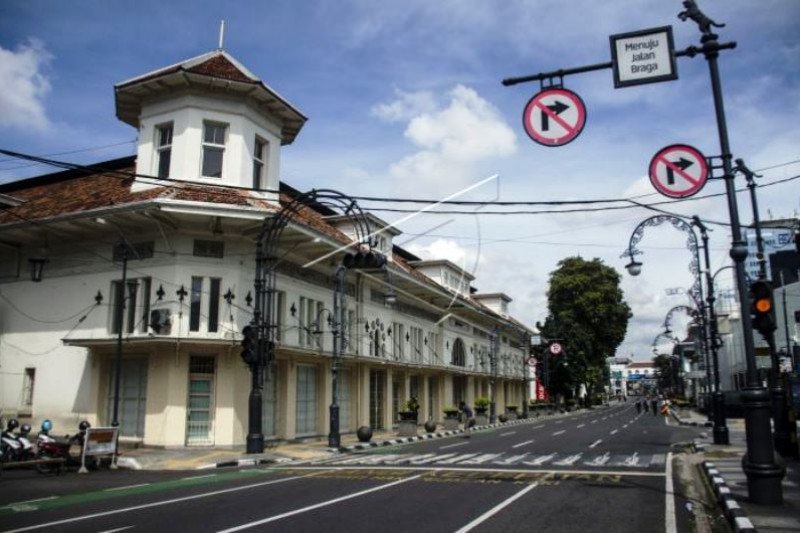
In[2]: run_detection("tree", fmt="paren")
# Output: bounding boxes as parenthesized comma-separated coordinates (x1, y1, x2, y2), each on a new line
(539, 257, 632, 404)
(652, 354, 675, 392)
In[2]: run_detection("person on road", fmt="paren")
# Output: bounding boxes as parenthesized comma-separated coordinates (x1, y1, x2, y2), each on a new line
(643, 399, 649, 413)
(459, 401, 474, 438)
(636, 400, 641, 414)
(651, 398, 658, 415)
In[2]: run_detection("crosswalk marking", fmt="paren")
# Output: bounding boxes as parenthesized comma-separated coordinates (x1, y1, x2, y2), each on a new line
(554, 453, 583, 466)
(588, 439, 602, 449)
(524, 453, 557, 466)
(321, 450, 665, 469)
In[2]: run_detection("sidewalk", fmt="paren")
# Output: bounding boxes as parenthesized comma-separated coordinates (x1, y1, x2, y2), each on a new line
(118, 405, 608, 471)
(675, 409, 800, 532)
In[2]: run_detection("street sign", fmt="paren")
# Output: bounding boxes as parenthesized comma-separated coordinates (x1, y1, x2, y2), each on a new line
(649, 144, 709, 198)
(522, 88, 586, 147)
(610, 26, 678, 88)
(549, 342, 562, 355)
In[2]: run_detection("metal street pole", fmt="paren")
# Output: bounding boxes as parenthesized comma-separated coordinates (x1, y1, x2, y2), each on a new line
(489, 327, 499, 423)
(738, 159, 794, 457)
(328, 264, 347, 449)
(692, 217, 717, 425)
(696, 221, 730, 444)
(780, 271, 792, 364)
(697, 18, 784, 502)
(111, 241, 129, 429)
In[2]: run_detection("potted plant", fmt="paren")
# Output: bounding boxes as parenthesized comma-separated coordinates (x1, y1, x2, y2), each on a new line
(397, 397, 420, 437)
(474, 397, 490, 426)
(505, 405, 518, 421)
(443, 405, 460, 430)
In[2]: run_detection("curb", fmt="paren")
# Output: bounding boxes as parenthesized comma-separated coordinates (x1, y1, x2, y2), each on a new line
(671, 410, 714, 428)
(344, 412, 583, 452)
(195, 407, 605, 469)
(700, 460, 757, 533)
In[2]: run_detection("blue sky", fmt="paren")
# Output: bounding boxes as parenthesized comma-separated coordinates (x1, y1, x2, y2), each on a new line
(1, 0, 799, 360)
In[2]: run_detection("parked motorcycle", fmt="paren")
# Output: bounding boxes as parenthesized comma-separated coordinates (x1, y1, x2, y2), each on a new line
(35, 419, 92, 473)
(0, 419, 28, 463)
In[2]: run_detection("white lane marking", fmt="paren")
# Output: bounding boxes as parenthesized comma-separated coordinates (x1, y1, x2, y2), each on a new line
(610, 429, 618, 435)
(588, 439, 602, 449)
(181, 473, 216, 480)
(554, 453, 583, 466)
(601, 417, 608, 421)
(3, 473, 319, 533)
(532, 425, 545, 429)
(591, 420, 598, 424)
(554, 420, 563, 424)
(290, 465, 665, 478)
(103, 483, 151, 492)
(439, 441, 469, 450)
(98, 527, 134, 533)
(576, 424, 585, 429)
(1, 496, 58, 508)
(454, 482, 539, 533)
(512, 439, 535, 449)
(524, 453, 557, 466)
(552, 430, 566, 436)
(404, 453, 437, 464)
(500, 431, 517, 437)
(219, 474, 423, 532)
(623, 424, 629, 429)
(666, 452, 676, 533)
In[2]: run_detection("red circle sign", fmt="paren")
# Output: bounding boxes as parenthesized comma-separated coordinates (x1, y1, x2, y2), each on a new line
(549, 342, 562, 355)
(648, 144, 709, 198)
(522, 88, 587, 147)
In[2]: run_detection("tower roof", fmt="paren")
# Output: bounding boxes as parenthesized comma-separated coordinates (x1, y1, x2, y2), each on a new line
(115, 50, 307, 145)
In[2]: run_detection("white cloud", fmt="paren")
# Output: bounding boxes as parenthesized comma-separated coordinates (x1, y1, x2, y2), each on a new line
(371, 88, 437, 123)
(378, 85, 517, 195)
(407, 238, 468, 265)
(0, 40, 52, 130)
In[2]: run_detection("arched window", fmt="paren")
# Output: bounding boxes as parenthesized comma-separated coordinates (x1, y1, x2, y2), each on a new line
(451, 338, 466, 367)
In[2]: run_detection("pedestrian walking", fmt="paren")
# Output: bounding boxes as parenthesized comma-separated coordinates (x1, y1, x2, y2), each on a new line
(459, 401, 474, 438)
(636, 400, 642, 414)
(643, 399, 649, 413)
(651, 398, 658, 415)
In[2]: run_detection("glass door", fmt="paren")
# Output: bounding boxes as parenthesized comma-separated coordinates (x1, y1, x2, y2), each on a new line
(186, 356, 215, 446)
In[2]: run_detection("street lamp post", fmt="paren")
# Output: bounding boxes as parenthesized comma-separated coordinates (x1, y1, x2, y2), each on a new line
(737, 159, 794, 457)
(688, 4, 785, 502)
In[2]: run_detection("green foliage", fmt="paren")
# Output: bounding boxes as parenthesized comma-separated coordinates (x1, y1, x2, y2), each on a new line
(540, 257, 632, 396)
(652, 354, 675, 390)
(405, 397, 420, 412)
(474, 396, 490, 409)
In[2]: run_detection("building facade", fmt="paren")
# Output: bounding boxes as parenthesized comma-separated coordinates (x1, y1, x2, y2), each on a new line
(0, 50, 531, 447)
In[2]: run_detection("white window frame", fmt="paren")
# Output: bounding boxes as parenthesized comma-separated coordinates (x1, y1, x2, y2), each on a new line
(201, 122, 227, 178)
(155, 123, 173, 178)
(253, 136, 267, 190)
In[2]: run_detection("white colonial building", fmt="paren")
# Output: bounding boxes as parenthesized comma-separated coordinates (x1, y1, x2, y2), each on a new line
(0, 49, 531, 448)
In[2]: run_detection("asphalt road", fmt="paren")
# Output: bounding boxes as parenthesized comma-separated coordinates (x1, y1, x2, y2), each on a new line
(0, 403, 704, 533)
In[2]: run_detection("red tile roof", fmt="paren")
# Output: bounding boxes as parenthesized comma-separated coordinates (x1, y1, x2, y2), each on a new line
(186, 54, 256, 84)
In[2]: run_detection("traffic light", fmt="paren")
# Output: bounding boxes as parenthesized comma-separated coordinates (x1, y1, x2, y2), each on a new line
(749, 280, 776, 338)
(342, 250, 387, 269)
(240, 324, 258, 365)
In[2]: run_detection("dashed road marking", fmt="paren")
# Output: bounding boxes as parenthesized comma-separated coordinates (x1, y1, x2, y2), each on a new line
(440, 441, 469, 450)
(552, 430, 566, 436)
(500, 431, 517, 437)
(589, 439, 602, 449)
(576, 424, 585, 429)
(610, 429, 618, 435)
(104, 484, 151, 492)
(512, 439, 535, 449)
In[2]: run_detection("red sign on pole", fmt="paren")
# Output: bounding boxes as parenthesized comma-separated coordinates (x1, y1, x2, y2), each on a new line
(536, 380, 548, 400)
(522, 88, 587, 147)
(648, 144, 709, 198)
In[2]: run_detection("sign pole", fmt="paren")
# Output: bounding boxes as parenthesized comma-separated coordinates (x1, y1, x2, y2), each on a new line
(694, 15, 784, 504)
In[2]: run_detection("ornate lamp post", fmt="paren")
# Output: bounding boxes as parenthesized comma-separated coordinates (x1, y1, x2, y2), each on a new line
(622, 215, 712, 404)
(250, 189, 381, 453)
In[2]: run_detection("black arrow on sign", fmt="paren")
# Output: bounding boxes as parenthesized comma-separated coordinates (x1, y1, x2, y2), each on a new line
(666, 157, 693, 185)
(541, 100, 569, 131)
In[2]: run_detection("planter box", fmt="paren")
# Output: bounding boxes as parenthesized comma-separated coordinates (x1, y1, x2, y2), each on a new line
(398, 420, 418, 437)
(505, 412, 518, 421)
(475, 414, 489, 427)
(443, 417, 460, 431)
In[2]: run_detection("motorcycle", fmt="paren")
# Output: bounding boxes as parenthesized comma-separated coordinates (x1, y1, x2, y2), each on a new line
(35, 419, 91, 474)
(0, 419, 29, 463)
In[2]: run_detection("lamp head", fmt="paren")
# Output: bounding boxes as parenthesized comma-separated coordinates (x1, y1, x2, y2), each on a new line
(625, 260, 643, 277)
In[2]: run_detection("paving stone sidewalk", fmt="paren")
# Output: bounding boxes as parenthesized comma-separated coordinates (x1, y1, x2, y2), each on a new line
(676, 409, 800, 532)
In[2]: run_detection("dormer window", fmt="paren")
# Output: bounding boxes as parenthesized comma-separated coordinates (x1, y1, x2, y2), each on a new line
(156, 123, 173, 178)
(253, 137, 267, 190)
(202, 122, 227, 178)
